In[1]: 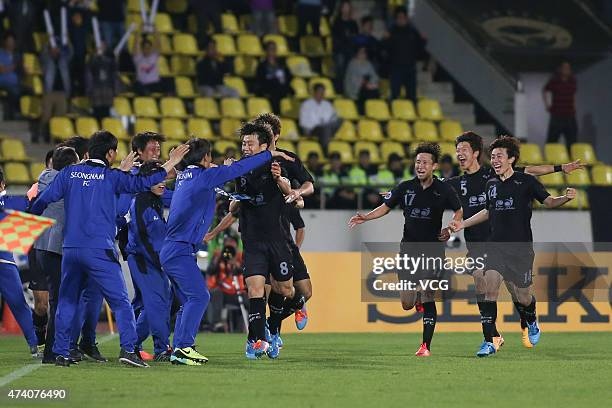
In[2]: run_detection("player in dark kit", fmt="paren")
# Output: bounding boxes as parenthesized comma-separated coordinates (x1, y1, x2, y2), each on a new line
(447, 131, 584, 350)
(349, 143, 463, 356)
(450, 136, 576, 357)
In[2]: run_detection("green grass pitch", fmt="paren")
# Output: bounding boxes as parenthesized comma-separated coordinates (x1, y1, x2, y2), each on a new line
(1, 332, 611, 407)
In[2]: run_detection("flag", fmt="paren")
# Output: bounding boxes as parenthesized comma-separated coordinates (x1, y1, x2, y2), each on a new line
(0, 209, 55, 254)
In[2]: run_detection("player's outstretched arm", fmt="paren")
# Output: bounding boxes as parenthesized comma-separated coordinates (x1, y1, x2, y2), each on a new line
(161, 144, 190, 174)
(543, 187, 576, 208)
(450, 208, 488, 232)
(204, 211, 238, 243)
(203, 150, 292, 188)
(524, 160, 585, 176)
(348, 203, 391, 229)
(285, 181, 314, 204)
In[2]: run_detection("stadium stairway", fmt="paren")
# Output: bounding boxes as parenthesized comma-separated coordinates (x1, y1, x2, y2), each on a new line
(0, 118, 51, 163)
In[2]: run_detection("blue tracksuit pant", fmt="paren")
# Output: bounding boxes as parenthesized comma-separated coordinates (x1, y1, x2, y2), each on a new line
(0, 263, 37, 348)
(70, 278, 103, 349)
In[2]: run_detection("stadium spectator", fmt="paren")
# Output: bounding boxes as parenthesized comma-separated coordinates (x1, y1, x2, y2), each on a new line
(439, 154, 459, 178)
(255, 41, 292, 113)
(543, 61, 577, 149)
(190, 0, 222, 49)
(97, 0, 126, 49)
(0, 32, 22, 120)
(4, 0, 39, 52)
(297, 0, 322, 36)
(299, 83, 341, 152)
(133, 30, 164, 95)
(353, 15, 381, 71)
(387, 153, 409, 181)
(68, 9, 89, 95)
(357, 149, 378, 177)
(306, 151, 324, 178)
(344, 46, 379, 113)
(322, 152, 356, 209)
(85, 43, 119, 121)
(250, 0, 277, 36)
(38, 39, 72, 143)
(196, 40, 239, 98)
(332, 1, 358, 89)
(385, 6, 426, 102)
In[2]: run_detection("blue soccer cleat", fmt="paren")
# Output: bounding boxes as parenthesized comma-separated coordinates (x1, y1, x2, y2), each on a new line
(245, 340, 257, 360)
(476, 341, 496, 357)
(295, 306, 308, 330)
(527, 321, 541, 346)
(264, 323, 272, 343)
(245, 340, 269, 359)
(266, 335, 281, 359)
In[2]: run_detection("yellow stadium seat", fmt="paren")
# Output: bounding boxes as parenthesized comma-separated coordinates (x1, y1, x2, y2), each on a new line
(126, 13, 144, 33)
(187, 118, 214, 140)
(175, 76, 196, 98)
(247, 98, 272, 117)
(565, 169, 591, 186)
(237, 34, 264, 57)
(417, 99, 443, 121)
(333, 99, 359, 121)
(165, 0, 188, 14)
(278, 15, 298, 37)
(75, 117, 99, 137)
(222, 13, 240, 34)
(287, 56, 314, 78)
(413, 120, 439, 141)
(220, 118, 242, 139)
(519, 143, 543, 165)
(50, 117, 75, 141)
(158, 34, 173, 54)
(439, 120, 463, 142)
(291, 78, 309, 99)
(133, 97, 160, 118)
(23, 53, 41, 75)
(127, 0, 148, 12)
(365, 99, 391, 121)
(194, 97, 220, 119)
(20, 96, 41, 119)
(223, 77, 249, 97)
(113, 97, 132, 116)
(263, 35, 290, 57)
(309, 77, 335, 98)
(570, 143, 597, 165)
(280, 98, 300, 119)
(214, 140, 239, 155)
(221, 98, 247, 119)
(276, 140, 296, 153)
(300, 35, 327, 57)
(30, 162, 46, 181)
(155, 13, 174, 33)
(160, 142, 181, 160)
(173, 33, 199, 55)
(158, 56, 170, 76)
(354, 141, 381, 164)
(71, 96, 92, 113)
(280, 118, 299, 140)
(213, 34, 237, 56)
(161, 118, 186, 141)
(1, 139, 28, 161)
(4, 162, 30, 184)
(319, 17, 331, 37)
(391, 99, 418, 121)
(33, 32, 48, 53)
(321, 56, 335, 78)
(328, 141, 354, 163)
(160, 97, 187, 118)
(357, 119, 384, 142)
(134, 118, 159, 135)
(544, 143, 570, 163)
(298, 140, 325, 162)
(591, 165, 612, 186)
(387, 120, 413, 143)
(23, 75, 43, 95)
(381, 141, 405, 162)
(101, 118, 129, 141)
(439, 142, 457, 163)
(334, 121, 357, 142)
(171, 55, 196, 76)
(234, 56, 258, 78)
(538, 172, 564, 186)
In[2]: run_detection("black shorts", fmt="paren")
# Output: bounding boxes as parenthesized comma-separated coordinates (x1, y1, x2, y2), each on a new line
(290, 244, 310, 282)
(465, 241, 488, 276)
(243, 240, 293, 282)
(397, 242, 446, 282)
(485, 243, 534, 288)
(28, 249, 48, 291)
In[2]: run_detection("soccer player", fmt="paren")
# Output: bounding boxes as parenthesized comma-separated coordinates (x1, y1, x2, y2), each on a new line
(31, 131, 188, 367)
(349, 143, 463, 356)
(0, 168, 39, 358)
(447, 131, 584, 349)
(161, 135, 292, 366)
(449, 136, 576, 357)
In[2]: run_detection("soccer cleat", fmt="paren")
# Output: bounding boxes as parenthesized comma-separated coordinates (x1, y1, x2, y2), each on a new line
(245, 340, 258, 360)
(527, 321, 541, 346)
(55, 355, 72, 367)
(30, 345, 42, 359)
(119, 349, 149, 368)
(79, 343, 108, 362)
(415, 301, 424, 313)
(68, 348, 83, 362)
(522, 328, 533, 348)
(295, 306, 308, 330)
(170, 351, 202, 366)
(415, 343, 430, 357)
(476, 341, 496, 357)
(264, 323, 272, 343)
(154, 350, 172, 362)
(492, 335, 505, 351)
(266, 335, 282, 359)
(172, 347, 208, 364)
(138, 350, 154, 361)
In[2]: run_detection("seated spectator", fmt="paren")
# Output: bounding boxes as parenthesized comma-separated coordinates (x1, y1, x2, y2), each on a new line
(251, 0, 277, 36)
(332, 1, 358, 88)
(196, 40, 239, 98)
(322, 152, 357, 209)
(255, 41, 292, 113)
(354, 15, 382, 71)
(297, 0, 322, 36)
(86, 42, 119, 121)
(0, 32, 21, 120)
(299, 83, 341, 152)
(133, 31, 165, 95)
(344, 46, 379, 113)
(387, 153, 410, 181)
(306, 151, 324, 178)
(352, 150, 381, 209)
(439, 154, 459, 178)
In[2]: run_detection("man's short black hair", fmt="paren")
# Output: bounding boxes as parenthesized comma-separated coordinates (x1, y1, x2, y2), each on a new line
(387, 153, 402, 165)
(61, 136, 89, 159)
(183, 138, 212, 167)
(2, 31, 15, 43)
(361, 15, 373, 25)
(489, 135, 520, 166)
(138, 160, 163, 176)
(313, 83, 325, 93)
(88, 130, 118, 162)
(415, 142, 441, 163)
(131, 131, 166, 153)
(441, 154, 453, 164)
(52, 146, 79, 171)
(329, 152, 341, 161)
(307, 151, 319, 160)
(239, 121, 273, 147)
(253, 113, 281, 136)
(45, 149, 55, 167)
(455, 131, 484, 161)
(394, 6, 408, 17)
(358, 150, 370, 158)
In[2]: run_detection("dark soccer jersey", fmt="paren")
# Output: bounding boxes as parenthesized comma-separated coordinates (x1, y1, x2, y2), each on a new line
(275, 148, 314, 186)
(281, 204, 305, 245)
(485, 171, 550, 243)
(384, 176, 461, 242)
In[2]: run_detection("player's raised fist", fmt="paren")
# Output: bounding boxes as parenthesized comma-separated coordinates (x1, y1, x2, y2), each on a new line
(565, 187, 577, 200)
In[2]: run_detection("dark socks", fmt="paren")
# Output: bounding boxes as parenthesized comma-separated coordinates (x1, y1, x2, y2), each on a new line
(491, 302, 500, 337)
(248, 297, 266, 341)
(479, 301, 496, 343)
(522, 297, 537, 324)
(32, 311, 48, 346)
(279, 292, 306, 321)
(267, 291, 285, 335)
(422, 302, 437, 350)
(514, 301, 528, 329)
